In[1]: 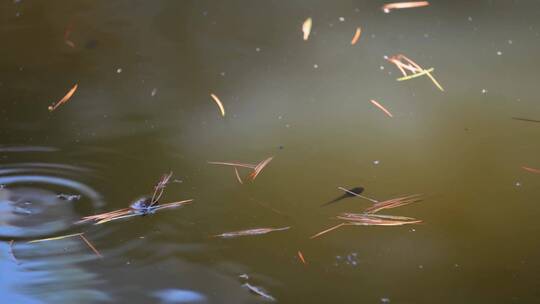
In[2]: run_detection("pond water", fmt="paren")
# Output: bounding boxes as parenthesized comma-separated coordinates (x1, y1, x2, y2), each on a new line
(2, 1, 540, 303)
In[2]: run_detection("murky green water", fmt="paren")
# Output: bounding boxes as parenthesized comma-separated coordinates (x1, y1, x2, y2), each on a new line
(2, 1, 540, 303)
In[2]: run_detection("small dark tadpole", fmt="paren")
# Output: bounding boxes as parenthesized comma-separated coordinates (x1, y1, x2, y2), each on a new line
(321, 187, 364, 207)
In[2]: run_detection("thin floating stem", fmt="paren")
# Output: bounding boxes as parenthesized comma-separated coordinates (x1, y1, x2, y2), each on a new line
(310, 222, 347, 239)
(397, 68, 434, 81)
(48, 84, 78, 112)
(351, 27, 362, 45)
(79, 234, 102, 258)
(370, 99, 393, 118)
(28, 233, 83, 243)
(210, 93, 226, 117)
(382, 1, 430, 13)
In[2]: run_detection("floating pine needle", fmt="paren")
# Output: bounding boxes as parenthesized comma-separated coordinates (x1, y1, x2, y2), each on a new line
(79, 234, 102, 258)
(351, 27, 362, 45)
(28, 233, 82, 243)
(150, 171, 173, 207)
(48, 84, 78, 111)
(522, 166, 540, 174)
(243, 283, 276, 302)
(8, 240, 19, 264)
(302, 17, 312, 41)
(310, 222, 348, 239)
(397, 68, 434, 81)
(370, 99, 394, 118)
(210, 93, 225, 117)
(64, 24, 75, 48)
(297, 251, 307, 265)
(249, 156, 274, 180)
(382, 1, 430, 13)
(234, 167, 244, 184)
(338, 213, 422, 226)
(364, 194, 422, 214)
(93, 200, 194, 225)
(214, 226, 290, 238)
(208, 161, 257, 169)
(387, 54, 444, 91)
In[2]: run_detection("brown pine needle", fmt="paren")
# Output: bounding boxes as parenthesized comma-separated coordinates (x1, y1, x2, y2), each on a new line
(79, 234, 102, 258)
(297, 251, 307, 265)
(48, 84, 78, 112)
(351, 27, 362, 45)
(364, 194, 422, 214)
(522, 166, 540, 174)
(210, 93, 225, 117)
(234, 167, 244, 184)
(214, 226, 290, 238)
(249, 156, 274, 180)
(208, 161, 257, 169)
(302, 17, 312, 41)
(370, 99, 393, 118)
(310, 223, 347, 239)
(28, 233, 83, 243)
(382, 1, 430, 13)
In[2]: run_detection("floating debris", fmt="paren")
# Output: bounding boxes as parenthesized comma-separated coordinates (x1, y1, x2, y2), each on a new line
(210, 93, 225, 117)
(214, 226, 290, 238)
(234, 167, 243, 184)
(209, 156, 274, 182)
(48, 84, 78, 112)
(57, 193, 81, 201)
(351, 27, 362, 45)
(79, 234, 102, 258)
(364, 194, 422, 214)
(28, 233, 83, 243)
(382, 1, 430, 13)
(298, 251, 307, 265)
(386, 54, 444, 91)
(310, 223, 348, 239)
(302, 17, 312, 41)
(337, 213, 422, 226)
(64, 24, 75, 48)
(78, 172, 193, 225)
(522, 166, 540, 174)
(243, 283, 276, 301)
(370, 99, 394, 118)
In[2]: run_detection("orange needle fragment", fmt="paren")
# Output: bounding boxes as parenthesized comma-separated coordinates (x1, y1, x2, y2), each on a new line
(210, 93, 225, 117)
(370, 99, 393, 118)
(522, 166, 540, 174)
(382, 1, 430, 13)
(351, 27, 362, 45)
(298, 251, 307, 265)
(48, 84, 78, 112)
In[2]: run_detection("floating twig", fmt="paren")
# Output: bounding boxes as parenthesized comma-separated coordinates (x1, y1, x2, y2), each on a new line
(382, 1, 430, 13)
(214, 226, 290, 238)
(370, 99, 394, 118)
(351, 27, 362, 45)
(297, 251, 307, 265)
(210, 93, 226, 117)
(302, 17, 312, 41)
(387, 54, 444, 91)
(522, 166, 540, 174)
(79, 234, 102, 258)
(48, 84, 78, 111)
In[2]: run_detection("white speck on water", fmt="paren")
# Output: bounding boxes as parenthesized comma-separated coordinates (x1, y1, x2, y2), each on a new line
(481, 89, 488, 94)
(381, 298, 391, 303)
(424, 33, 429, 38)
(468, 16, 473, 21)
(508, 40, 513, 45)
(151, 88, 157, 97)
(379, 66, 385, 70)
(285, 124, 290, 128)
(418, 265, 424, 269)
(313, 64, 319, 69)
(278, 115, 283, 120)
(116, 68, 123, 74)
(496, 51, 503, 55)
(255, 47, 261, 52)
(411, 228, 416, 232)
(339, 17, 345, 22)
(373, 160, 380, 165)
(515, 182, 521, 187)
(383, 55, 389, 60)
(220, 72, 226, 76)
(371, 34, 376, 39)
(454, 263, 460, 268)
